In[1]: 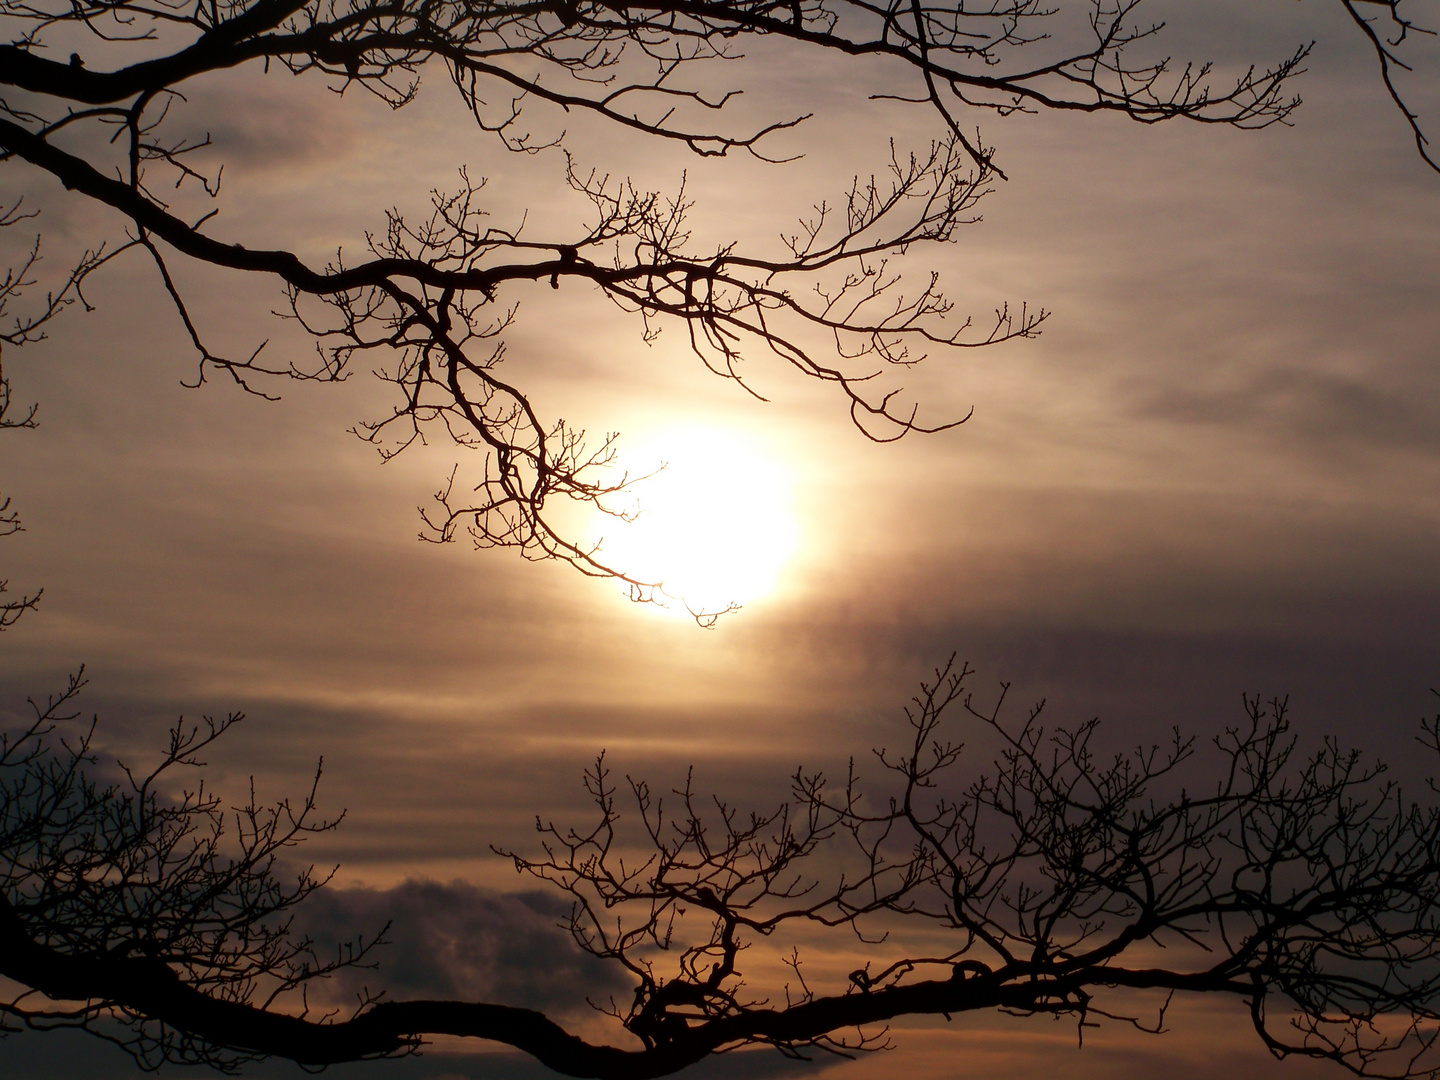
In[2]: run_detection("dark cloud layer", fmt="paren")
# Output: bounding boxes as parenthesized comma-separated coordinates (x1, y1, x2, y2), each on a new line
(1137, 365, 1440, 452)
(292, 880, 627, 1014)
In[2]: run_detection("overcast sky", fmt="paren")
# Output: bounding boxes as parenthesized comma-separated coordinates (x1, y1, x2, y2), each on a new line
(2, 1, 1439, 1078)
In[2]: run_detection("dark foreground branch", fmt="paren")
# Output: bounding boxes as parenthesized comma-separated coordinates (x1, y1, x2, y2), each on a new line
(5, 668, 1440, 1077)
(0, 901, 1255, 1080)
(6, 0, 1405, 614)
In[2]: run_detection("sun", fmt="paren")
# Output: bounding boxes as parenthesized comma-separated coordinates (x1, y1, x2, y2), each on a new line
(595, 425, 800, 618)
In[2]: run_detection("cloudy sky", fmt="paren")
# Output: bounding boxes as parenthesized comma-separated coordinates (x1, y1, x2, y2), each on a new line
(2, 1, 1439, 1077)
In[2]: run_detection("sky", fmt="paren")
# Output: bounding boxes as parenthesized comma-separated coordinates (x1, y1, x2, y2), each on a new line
(1, 1, 1439, 1078)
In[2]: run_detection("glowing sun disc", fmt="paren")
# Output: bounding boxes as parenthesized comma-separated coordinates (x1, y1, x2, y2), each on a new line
(597, 426, 800, 616)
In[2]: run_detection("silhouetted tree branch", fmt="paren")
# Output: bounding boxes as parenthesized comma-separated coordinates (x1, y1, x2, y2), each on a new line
(5, 663, 1440, 1079)
(0, 485, 39, 627)
(3, 0, 1418, 615)
(0, 670, 382, 1072)
(0, 234, 42, 624)
(1344, 1, 1440, 173)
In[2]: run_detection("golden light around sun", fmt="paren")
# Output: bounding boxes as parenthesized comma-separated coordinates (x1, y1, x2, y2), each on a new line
(596, 425, 800, 618)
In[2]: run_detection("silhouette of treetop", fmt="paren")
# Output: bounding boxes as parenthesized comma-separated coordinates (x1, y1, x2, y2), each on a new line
(4, 663, 1440, 1079)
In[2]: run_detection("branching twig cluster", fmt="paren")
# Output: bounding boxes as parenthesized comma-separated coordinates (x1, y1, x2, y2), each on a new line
(0, 274, 41, 624)
(0, 670, 375, 1073)
(497, 660, 1440, 1076)
(4, 0, 1412, 614)
(4, 664, 1440, 1078)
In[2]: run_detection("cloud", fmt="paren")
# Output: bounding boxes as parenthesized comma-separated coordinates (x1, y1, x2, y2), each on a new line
(1135, 365, 1440, 452)
(291, 879, 629, 1015)
(172, 71, 362, 175)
